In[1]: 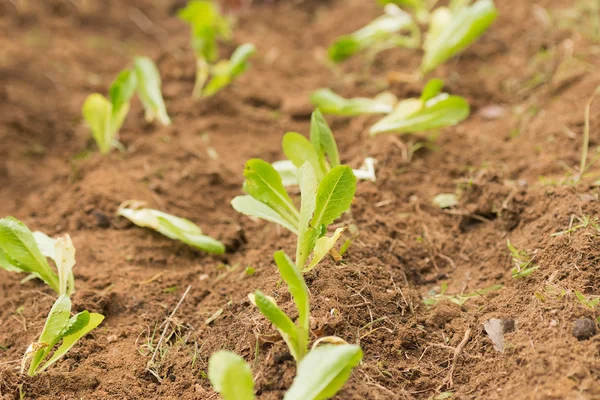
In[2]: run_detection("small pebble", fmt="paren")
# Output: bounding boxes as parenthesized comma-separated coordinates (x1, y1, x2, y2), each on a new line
(572, 318, 596, 341)
(107, 334, 118, 343)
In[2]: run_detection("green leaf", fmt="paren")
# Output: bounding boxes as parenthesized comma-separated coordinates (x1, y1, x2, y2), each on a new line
(420, 79, 444, 102)
(421, 0, 498, 74)
(117, 203, 225, 254)
(304, 227, 345, 272)
(109, 69, 137, 133)
(273, 251, 309, 343)
(243, 159, 300, 229)
(38, 312, 104, 374)
(284, 344, 363, 400)
(253, 290, 301, 361)
(178, 0, 231, 61)
(208, 351, 255, 400)
(282, 133, 325, 182)
(60, 311, 90, 338)
(28, 295, 72, 376)
(82, 93, 113, 154)
(310, 109, 340, 170)
(296, 163, 319, 269)
(0, 217, 59, 293)
(311, 166, 356, 230)
(310, 89, 394, 116)
(202, 43, 255, 97)
(0, 247, 20, 272)
(231, 195, 298, 235)
(133, 56, 171, 126)
(370, 95, 470, 135)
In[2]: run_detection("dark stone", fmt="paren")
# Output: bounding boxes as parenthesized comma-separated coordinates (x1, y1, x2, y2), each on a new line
(573, 318, 597, 341)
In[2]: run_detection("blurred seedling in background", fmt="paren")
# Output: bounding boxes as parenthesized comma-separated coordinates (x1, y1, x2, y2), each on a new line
(22, 295, 104, 376)
(574, 291, 600, 309)
(329, 0, 498, 77)
(551, 214, 600, 237)
(178, 1, 255, 98)
(423, 282, 502, 307)
(117, 201, 225, 254)
(208, 343, 363, 400)
(0, 217, 76, 296)
(310, 89, 395, 117)
(272, 110, 377, 185)
(82, 57, 171, 154)
(507, 240, 539, 279)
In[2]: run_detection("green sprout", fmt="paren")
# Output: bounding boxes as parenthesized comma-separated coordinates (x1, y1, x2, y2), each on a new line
(202, 43, 256, 97)
(82, 57, 171, 154)
(0, 217, 76, 296)
(507, 240, 539, 278)
(117, 200, 225, 254)
(208, 344, 363, 400)
(310, 89, 395, 117)
(574, 291, 600, 309)
(328, 4, 420, 63)
(369, 79, 470, 135)
(423, 282, 502, 307)
(21, 295, 104, 377)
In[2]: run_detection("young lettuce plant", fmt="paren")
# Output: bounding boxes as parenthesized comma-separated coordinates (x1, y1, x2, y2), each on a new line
(202, 43, 256, 97)
(0, 217, 76, 296)
(273, 110, 376, 185)
(208, 344, 363, 400)
(310, 89, 395, 117)
(369, 78, 470, 135)
(82, 56, 171, 154)
(328, 4, 419, 63)
(117, 201, 225, 254)
(421, 0, 498, 74)
(178, 0, 231, 99)
(21, 294, 104, 377)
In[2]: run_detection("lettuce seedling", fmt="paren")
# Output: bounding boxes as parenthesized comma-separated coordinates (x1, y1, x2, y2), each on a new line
(311, 89, 395, 117)
(178, 0, 231, 99)
(117, 201, 225, 254)
(202, 43, 256, 97)
(21, 294, 104, 376)
(0, 217, 76, 296)
(208, 344, 363, 400)
(369, 79, 469, 135)
(421, 0, 498, 74)
(82, 57, 171, 154)
(329, 4, 419, 63)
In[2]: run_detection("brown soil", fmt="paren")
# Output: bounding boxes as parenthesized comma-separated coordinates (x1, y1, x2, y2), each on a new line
(2, 0, 600, 399)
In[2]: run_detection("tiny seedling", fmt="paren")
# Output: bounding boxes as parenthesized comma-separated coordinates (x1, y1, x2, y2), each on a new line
(21, 294, 104, 377)
(328, 4, 419, 63)
(202, 43, 256, 97)
(370, 79, 470, 135)
(423, 282, 502, 307)
(421, 0, 498, 74)
(574, 290, 600, 309)
(310, 89, 395, 117)
(178, 0, 231, 98)
(507, 240, 539, 278)
(117, 201, 225, 254)
(82, 56, 171, 154)
(208, 344, 363, 400)
(0, 217, 76, 296)
(551, 214, 600, 237)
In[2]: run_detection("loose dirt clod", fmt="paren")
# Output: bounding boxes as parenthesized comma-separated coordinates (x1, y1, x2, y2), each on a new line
(572, 318, 597, 341)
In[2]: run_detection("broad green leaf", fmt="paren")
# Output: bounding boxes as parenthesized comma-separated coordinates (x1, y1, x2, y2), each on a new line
(304, 227, 345, 272)
(311, 166, 356, 230)
(423, 7, 452, 54)
(202, 43, 255, 97)
(208, 351, 255, 400)
(28, 295, 72, 376)
(0, 217, 59, 293)
(133, 57, 171, 126)
(310, 89, 394, 116)
(243, 159, 300, 228)
(38, 312, 104, 374)
(0, 248, 20, 272)
(282, 133, 325, 182)
(310, 110, 340, 170)
(296, 163, 319, 269)
(370, 94, 470, 135)
(109, 69, 137, 133)
(274, 251, 309, 337)
(82, 93, 113, 154)
(284, 344, 363, 400)
(328, 5, 414, 63)
(231, 195, 298, 235)
(421, 0, 498, 74)
(60, 311, 90, 338)
(117, 203, 225, 254)
(420, 79, 444, 102)
(253, 290, 301, 361)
